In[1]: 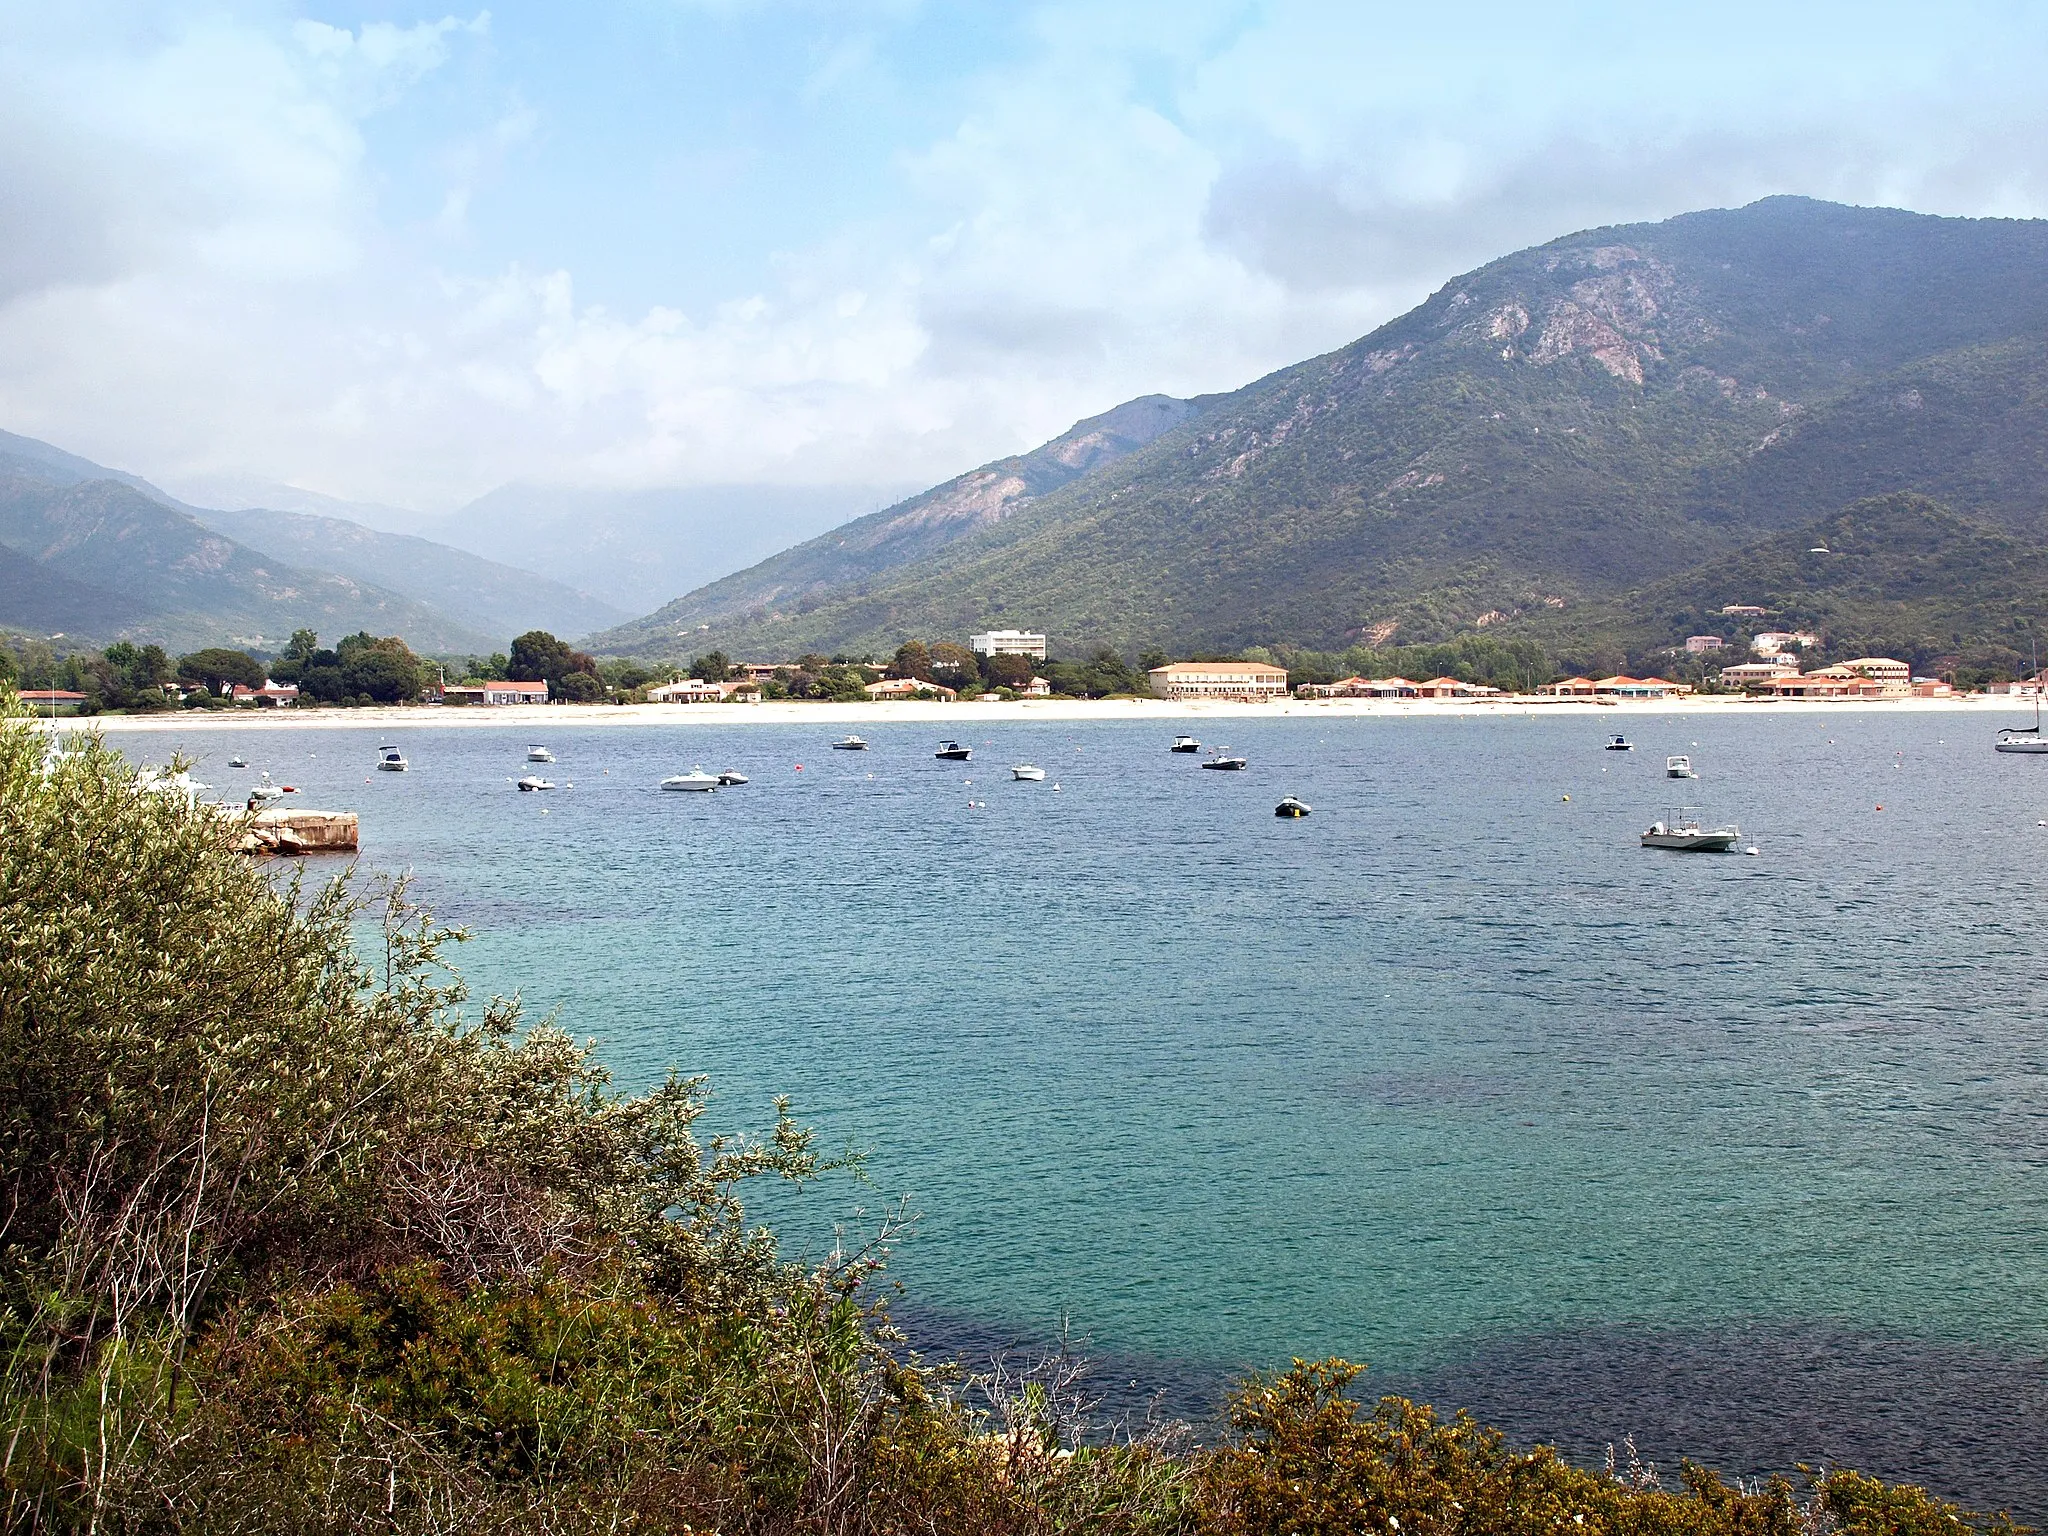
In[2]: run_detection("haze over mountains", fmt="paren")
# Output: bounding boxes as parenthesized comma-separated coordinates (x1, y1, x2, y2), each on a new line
(592, 197, 2048, 667)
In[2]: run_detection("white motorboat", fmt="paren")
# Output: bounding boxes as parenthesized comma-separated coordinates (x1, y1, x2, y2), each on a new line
(516, 775, 555, 792)
(138, 768, 212, 804)
(1604, 735, 1633, 751)
(935, 740, 972, 761)
(661, 768, 719, 791)
(831, 736, 868, 751)
(1641, 810, 1741, 852)
(1666, 754, 1698, 779)
(1012, 764, 1045, 781)
(248, 773, 291, 804)
(1274, 795, 1311, 818)
(527, 745, 554, 763)
(716, 770, 750, 786)
(228, 754, 248, 768)
(377, 746, 409, 772)
(1200, 749, 1248, 770)
(1170, 735, 1201, 753)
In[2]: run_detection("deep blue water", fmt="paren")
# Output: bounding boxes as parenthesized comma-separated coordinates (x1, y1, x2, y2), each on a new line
(113, 710, 2048, 1513)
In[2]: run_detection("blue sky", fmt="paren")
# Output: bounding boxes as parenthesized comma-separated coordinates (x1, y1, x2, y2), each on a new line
(3, 1, 2046, 513)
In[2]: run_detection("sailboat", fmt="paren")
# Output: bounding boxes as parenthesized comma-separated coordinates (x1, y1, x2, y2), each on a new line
(1996, 645, 2048, 753)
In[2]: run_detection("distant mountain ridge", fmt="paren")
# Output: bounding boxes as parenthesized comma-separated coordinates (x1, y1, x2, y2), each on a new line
(587, 198, 2048, 663)
(586, 395, 1210, 652)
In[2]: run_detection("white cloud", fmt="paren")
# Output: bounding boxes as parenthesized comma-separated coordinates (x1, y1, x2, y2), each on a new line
(0, 2, 2046, 516)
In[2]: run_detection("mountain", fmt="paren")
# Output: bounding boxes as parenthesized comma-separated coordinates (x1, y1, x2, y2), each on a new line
(428, 481, 918, 617)
(587, 198, 2048, 662)
(587, 395, 1209, 652)
(186, 505, 627, 643)
(0, 463, 495, 654)
(156, 471, 427, 536)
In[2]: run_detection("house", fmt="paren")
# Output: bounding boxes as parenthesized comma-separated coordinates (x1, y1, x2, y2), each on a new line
(1912, 678, 1955, 698)
(229, 682, 300, 707)
(863, 677, 958, 700)
(1022, 676, 1052, 697)
(969, 629, 1048, 660)
(1544, 677, 1598, 696)
(17, 689, 86, 712)
(479, 680, 549, 705)
(735, 662, 784, 681)
(1720, 604, 1771, 617)
(1684, 636, 1726, 653)
(1593, 676, 1686, 699)
(1752, 630, 1819, 655)
(440, 685, 487, 705)
(647, 679, 728, 704)
(1835, 656, 1910, 685)
(1146, 660, 1289, 701)
(1413, 676, 1499, 699)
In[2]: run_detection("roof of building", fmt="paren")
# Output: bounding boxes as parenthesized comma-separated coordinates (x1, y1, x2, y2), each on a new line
(1148, 660, 1288, 676)
(19, 689, 86, 700)
(483, 680, 548, 690)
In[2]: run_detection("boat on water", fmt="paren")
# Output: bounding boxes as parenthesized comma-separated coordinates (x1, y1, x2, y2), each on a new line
(377, 746, 409, 772)
(1012, 764, 1045, 781)
(248, 773, 290, 804)
(527, 744, 554, 762)
(1274, 795, 1311, 818)
(831, 736, 868, 751)
(1200, 749, 1248, 771)
(1996, 685, 2048, 753)
(661, 768, 719, 791)
(1604, 735, 1633, 751)
(716, 770, 750, 786)
(1170, 735, 1201, 753)
(1666, 754, 1698, 779)
(517, 775, 555, 792)
(1641, 809, 1741, 852)
(228, 754, 248, 768)
(935, 740, 972, 761)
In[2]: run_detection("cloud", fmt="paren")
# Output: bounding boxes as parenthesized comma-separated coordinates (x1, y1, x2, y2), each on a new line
(0, 2, 2046, 517)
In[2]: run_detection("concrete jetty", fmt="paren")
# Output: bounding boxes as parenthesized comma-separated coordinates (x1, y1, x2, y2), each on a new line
(241, 808, 358, 856)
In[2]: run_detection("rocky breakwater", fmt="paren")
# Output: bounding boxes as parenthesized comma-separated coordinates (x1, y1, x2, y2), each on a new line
(240, 808, 358, 857)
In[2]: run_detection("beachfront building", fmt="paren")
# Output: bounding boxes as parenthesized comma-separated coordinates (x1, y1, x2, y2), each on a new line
(1593, 676, 1687, 699)
(479, 680, 549, 705)
(1717, 661, 1801, 690)
(648, 679, 727, 704)
(1022, 676, 1052, 697)
(864, 677, 959, 700)
(1413, 676, 1500, 699)
(969, 629, 1048, 660)
(1545, 677, 1598, 696)
(229, 682, 300, 707)
(1147, 660, 1290, 701)
(17, 689, 86, 713)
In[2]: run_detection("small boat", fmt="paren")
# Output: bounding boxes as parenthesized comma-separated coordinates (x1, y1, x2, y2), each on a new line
(516, 775, 554, 792)
(1200, 750, 1248, 771)
(228, 754, 248, 768)
(1666, 755, 1698, 779)
(1012, 764, 1045, 781)
(377, 746, 409, 772)
(1604, 735, 1633, 752)
(248, 773, 290, 804)
(716, 770, 750, 786)
(1274, 796, 1312, 818)
(831, 736, 868, 751)
(1641, 810, 1741, 852)
(661, 768, 718, 792)
(527, 745, 554, 763)
(935, 740, 972, 761)
(1170, 735, 1201, 753)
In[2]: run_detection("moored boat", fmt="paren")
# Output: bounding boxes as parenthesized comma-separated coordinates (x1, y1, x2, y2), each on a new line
(1641, 810, 1741, 851)
(1666, 754, 1698, 779)
(717, 770, 750, 785)
(1274, 795, 1311, 818)
(832, 735, 868, 751)
(1604, 735, 1633, 751)
(935, 740, 972, 761)
(516, 774, 555, 792)
(661, 768, 718, 791)
(528, 744, 554, 762)
(1012, 764, 1045, 781)
(1170, 735, 1201, 753)
(1200, 749, 1247, 770)
(377, 745, 409, 772)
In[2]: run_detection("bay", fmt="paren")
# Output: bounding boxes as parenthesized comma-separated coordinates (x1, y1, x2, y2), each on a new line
(120, 709, 2048, 1512)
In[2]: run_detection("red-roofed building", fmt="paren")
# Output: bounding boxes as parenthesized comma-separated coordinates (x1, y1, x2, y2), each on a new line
(480, 680, 549, 705)
(229, 682, 300, 707)
(17, 689, 86, 711)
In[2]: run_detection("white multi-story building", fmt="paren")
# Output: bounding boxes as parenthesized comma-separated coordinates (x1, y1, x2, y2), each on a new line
(969, 629, 1048, 660)
(1147, 661, 1289, 701)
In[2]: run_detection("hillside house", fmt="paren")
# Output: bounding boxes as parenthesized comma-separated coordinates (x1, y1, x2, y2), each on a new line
(864, 677, 958, 700)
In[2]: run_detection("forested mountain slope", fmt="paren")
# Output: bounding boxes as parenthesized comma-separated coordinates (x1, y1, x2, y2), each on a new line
(594, 198, 2048, 661)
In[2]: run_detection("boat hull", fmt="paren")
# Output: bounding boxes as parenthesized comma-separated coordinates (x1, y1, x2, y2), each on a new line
(662, 777, 717, 791)
(1200, 760, 1247, 771)
(1995, 738, 2048, 753)
(1642, 831, 1740, 851)
(1012, 767, 1045, 781)
(936, 750, 971, 761)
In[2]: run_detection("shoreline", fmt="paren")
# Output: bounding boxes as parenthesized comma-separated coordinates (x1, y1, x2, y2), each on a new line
(47, 693, 2019, 731)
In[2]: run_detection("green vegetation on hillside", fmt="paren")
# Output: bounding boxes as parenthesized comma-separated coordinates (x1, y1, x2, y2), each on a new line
(589, 199, 2048, 667)
(0, 702, 2016, 1532)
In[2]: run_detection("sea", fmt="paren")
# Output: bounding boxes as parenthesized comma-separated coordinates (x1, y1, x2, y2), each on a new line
(109, 709, 2048, 1516)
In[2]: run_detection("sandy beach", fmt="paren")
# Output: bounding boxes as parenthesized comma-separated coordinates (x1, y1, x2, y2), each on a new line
(48, 692, 2016, 732)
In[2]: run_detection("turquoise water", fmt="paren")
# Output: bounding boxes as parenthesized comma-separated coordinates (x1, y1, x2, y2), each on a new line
(126, 712, 2048, 1506)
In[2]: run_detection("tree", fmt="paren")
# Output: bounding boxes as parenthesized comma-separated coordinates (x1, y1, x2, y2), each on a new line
(929, 642, 977, 679)
(689, 650, 732, 683)
(340, 639, 424, 703)
(554, 670, 604, 702)
(178, 647, 266, 693)
(985, 653, 1035, 689)
(892, 641, 933, 681)
(509, 630, 574, 684)
(284, 629, 319, 665)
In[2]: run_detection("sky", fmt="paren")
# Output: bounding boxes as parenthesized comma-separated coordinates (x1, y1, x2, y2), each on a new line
(3, 0, 2048, 516)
